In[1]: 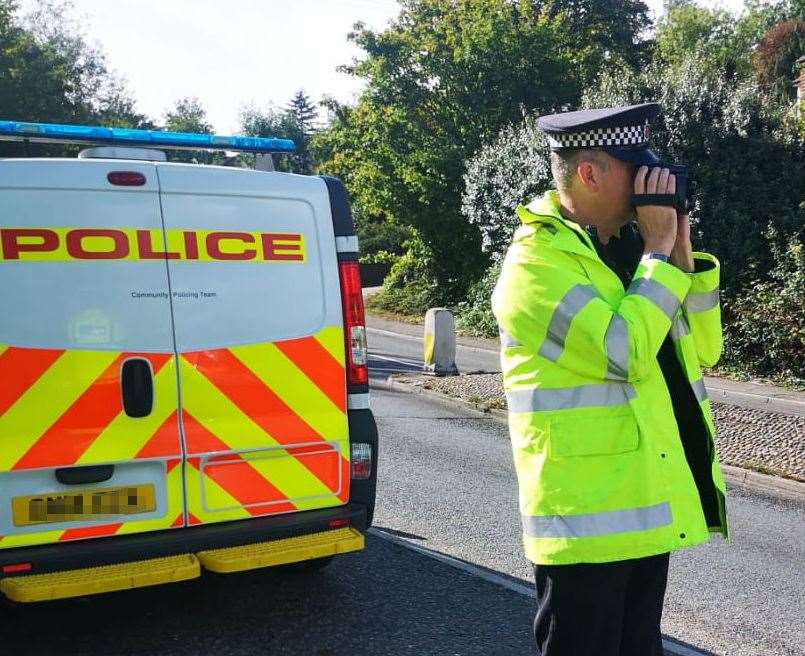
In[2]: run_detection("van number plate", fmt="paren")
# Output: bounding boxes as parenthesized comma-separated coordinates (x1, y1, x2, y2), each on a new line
(11, 485, 156, 527)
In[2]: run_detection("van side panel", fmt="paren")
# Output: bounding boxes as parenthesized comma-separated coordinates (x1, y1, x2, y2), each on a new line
(156, 165, 349, 526)
(0, 160, 185, 550)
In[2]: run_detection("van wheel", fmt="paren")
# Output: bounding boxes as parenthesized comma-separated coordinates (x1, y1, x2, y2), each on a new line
(280, 556, 334, 573)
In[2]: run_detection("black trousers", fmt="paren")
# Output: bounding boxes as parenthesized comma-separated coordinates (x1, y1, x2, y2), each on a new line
(533, 553, 670, 656)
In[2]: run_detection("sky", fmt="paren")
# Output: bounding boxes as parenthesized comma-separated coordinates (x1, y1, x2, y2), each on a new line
(22, 0, 750, 133)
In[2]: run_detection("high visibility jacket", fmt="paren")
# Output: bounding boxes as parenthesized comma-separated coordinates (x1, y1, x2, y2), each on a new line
(492, 190, 728, 565)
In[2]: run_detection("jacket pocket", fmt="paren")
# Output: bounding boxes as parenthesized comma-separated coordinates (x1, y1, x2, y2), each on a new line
(549, 409, 639, 458)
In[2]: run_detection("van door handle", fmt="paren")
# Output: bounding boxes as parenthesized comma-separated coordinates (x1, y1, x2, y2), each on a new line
(121, 358, 154, 418)
(56, 464, 114, 485)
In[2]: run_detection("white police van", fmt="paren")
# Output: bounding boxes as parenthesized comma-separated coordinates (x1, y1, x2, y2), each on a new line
(0, 121, 377, 602)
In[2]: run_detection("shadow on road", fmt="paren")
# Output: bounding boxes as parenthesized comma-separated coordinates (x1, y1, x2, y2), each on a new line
(368, 352, 422, 379)
(0, 534, 535, 656)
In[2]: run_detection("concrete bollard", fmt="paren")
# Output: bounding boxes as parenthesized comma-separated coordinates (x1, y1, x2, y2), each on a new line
(423, 308, 459, 376)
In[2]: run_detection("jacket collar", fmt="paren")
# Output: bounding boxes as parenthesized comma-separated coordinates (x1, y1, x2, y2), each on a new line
(516, 190, 599, 261)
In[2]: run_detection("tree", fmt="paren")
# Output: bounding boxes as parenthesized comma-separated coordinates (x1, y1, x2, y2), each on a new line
(654, 0, 795, 81)
(240, 103, 313, 174)
(317, 0, 655, 303)
(462, 113, 552, 261)
(722, 227, 805, 383)
(319, 1, 569, 301)
(461, 52, 804, 300)
(94, 79, 154, 129)
(654, 2, 735, 70)
(163, 97, 213, 163)
(541, 0, 653, 87)
(753, 19, 805, 99)
(163, 96, 212, 134)
(286, 89, 318, 138)
(0, 0, 147, 156)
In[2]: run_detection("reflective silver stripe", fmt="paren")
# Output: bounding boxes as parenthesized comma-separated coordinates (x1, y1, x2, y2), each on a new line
(538, 285, 598, 361)
(335, 235, 359, 253)
(506, 383, 635, 413)
(604, 315, 629, 380)
(522, 502, 672, 538)
(499, 329, 521, 348)
(685, 289, 719, 313)
(347, 392, 370, 410)
(690, 378, 708, 403)
(669, 315, 690, 341)
(628, 278, 679, 320)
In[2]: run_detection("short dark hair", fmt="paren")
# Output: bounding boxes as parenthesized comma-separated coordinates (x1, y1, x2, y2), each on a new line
(550, 148, 609, 192)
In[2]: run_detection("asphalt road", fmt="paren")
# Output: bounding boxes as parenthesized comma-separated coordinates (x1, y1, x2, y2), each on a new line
(368, 383, 805, 656)
(0, 531, 535, 656)
(367, 327, 500, 376)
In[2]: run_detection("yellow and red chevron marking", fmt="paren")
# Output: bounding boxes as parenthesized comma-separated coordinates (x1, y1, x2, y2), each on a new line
(0, 346, 183, 550)
(0, 325, 350, 545)
(179, 326, 350, 524)
(0, 459, 185, 549)
(0, 348, 182, 470)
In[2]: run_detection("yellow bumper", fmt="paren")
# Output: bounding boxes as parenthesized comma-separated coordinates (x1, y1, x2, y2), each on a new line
(0, 554, 200, 603)
(197, 527, 365, 573)
(1, 528, 365, 602)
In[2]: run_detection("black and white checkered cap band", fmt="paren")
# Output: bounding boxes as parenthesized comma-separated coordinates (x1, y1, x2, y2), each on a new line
(547, 123, 648, 149)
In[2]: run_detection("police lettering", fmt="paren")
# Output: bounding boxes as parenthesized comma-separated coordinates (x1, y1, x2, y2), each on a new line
(0, 228, 306, 263)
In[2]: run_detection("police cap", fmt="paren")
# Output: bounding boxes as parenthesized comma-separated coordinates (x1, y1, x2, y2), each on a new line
(537, 102, 662, 166)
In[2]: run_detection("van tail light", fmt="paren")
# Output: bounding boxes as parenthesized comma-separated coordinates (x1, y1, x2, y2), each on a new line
(350, 443, 372, 479)
(2, 562, 32, 574)
(338, 260, 368, 386)
(107, 171, 146, 186)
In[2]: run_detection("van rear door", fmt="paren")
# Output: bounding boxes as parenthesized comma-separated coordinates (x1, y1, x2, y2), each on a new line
(0, 159, 184, 550)
(155, 165, 349, 526)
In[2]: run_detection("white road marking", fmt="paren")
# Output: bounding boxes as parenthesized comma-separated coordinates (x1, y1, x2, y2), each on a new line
(367, 327, 422, 343)
(370, 353, 421, 367)
(369, 527, 710, 656)
(368, 326, 500, 356)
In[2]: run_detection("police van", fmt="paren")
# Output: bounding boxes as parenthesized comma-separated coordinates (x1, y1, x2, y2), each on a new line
(0, 120, 378, 602)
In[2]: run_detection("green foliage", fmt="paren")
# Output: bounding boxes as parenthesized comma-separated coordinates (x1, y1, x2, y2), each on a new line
(164, 97, 212, 134)
(366, 232, 449, 316)
(655, 2, 736, 70)
(358, 250, 400, 265)
(0, 0, 144, 156)
(753, 20, 805, 99)
(722, 229, 805, 384)
(540, 0, 653, 87)
(241, 102, 314, 174)
(454, 263, 501, 336)
(583, 56, 805, 295)
(285, 90, 318, 138)
(356, 219, 413, 257)
(462, 114, 553, 261)
(318, 0, 651, 301)
(163, 97, 213, 163)
(654, 0, 795, 80)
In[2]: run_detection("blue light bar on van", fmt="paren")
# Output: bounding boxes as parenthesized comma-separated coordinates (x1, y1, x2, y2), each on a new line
(0, 120, 296, 153)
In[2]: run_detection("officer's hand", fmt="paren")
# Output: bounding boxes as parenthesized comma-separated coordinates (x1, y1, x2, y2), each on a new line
(634, 166, 677, 256)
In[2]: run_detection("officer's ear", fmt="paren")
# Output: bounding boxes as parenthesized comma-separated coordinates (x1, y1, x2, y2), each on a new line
(575, 159, 601, 193)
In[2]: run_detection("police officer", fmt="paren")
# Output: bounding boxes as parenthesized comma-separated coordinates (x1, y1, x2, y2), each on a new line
(492, 103, 727, 656)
